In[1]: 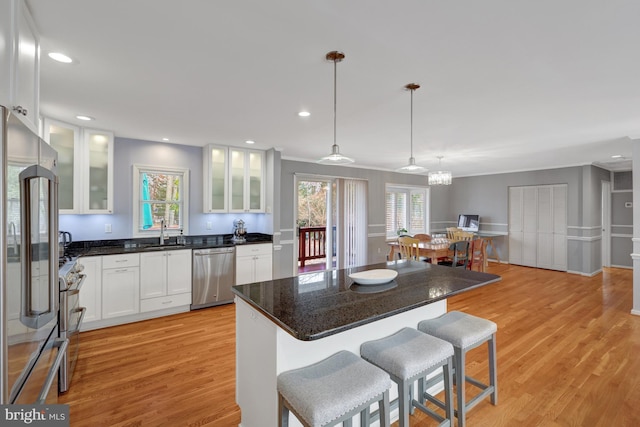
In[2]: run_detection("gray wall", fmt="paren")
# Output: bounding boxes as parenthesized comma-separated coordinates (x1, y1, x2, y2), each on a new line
(276, 159, 430, 279)
(59, 137, 271, 241)
(612, 191, 633, 267)
(439, 165, 610, 275)
(59, 135, 620, 277)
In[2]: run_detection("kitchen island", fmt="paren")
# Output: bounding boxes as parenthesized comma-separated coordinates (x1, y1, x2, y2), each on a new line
(232, 260, 500, 427)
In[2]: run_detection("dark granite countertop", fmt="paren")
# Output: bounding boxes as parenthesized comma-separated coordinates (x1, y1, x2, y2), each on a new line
(232, 260, 501, 341)
(67, 233, 272, 257)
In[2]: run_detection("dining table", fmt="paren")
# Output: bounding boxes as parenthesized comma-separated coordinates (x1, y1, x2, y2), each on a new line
(388, 239, 452, 263)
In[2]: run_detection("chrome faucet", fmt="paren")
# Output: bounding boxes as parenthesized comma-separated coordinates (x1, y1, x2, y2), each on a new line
(159, 219, 166, 245)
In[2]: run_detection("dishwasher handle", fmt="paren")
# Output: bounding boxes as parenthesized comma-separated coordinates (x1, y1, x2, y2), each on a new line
(194, 247, 235, 256)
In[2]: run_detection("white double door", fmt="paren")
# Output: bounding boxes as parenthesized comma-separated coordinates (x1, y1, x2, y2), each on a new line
(509, 184, 567, 271)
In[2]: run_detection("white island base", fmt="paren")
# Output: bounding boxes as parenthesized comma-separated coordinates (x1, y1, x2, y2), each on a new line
(235, 297, 448, 427)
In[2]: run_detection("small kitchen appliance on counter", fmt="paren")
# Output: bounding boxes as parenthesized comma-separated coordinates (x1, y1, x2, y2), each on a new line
(232, 219, 247, 243)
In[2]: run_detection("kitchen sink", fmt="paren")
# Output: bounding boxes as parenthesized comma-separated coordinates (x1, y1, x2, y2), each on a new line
(140, 243, 185, 251)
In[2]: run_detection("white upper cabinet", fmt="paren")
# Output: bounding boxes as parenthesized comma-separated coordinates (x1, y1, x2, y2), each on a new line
(230, 148, 264, 213)
(203, 145, 228, 212)
(82, 128, 114, 213)
(43, 118, 114, 214)
(203, 145, 265, 213)
(0, 0, 40, 133)
(43, 118, 81, 212)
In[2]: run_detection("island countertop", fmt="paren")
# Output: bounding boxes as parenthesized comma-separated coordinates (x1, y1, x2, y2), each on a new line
(232, 260, 501, 341)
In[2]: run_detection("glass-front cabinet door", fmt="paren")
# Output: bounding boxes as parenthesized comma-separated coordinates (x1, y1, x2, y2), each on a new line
(83, 129, 114, 213)
(230, 149, 246, 211)
(203, 145, 228, 212)
(203, 145, 264, 213)
(248, 151, 263, 211)
(229, 148, 264, 213)
(43, 118, 113, 214)
(43, 117, 81, 213)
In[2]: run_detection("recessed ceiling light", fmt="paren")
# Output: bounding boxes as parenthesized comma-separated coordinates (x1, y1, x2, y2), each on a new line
(298, 111, 310, 117)
(48, 52, 73, 63)
(162, 138, 169, 141)
(611, 154, 623, 159)
(245, 140, 255, 144)
(75, 115, 93, 121)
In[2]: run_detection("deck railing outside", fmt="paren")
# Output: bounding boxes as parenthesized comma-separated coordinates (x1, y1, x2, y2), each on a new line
(298, 226, 336, 267)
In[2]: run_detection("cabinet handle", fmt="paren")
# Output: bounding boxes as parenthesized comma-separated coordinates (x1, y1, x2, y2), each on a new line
(13, 106, 28, 116)
(114, 269, 129, 273)
(162, 300, 173, 304)
(115, 260, 128, 263)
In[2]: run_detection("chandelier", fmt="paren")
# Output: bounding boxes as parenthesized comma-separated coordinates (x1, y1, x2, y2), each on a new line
(397, 83, 426, 173)
(318, 51, 354, 165)
(428, 156, 452, 185)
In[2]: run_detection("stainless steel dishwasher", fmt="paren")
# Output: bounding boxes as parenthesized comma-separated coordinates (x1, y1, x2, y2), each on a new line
(191, 247, 236, 309)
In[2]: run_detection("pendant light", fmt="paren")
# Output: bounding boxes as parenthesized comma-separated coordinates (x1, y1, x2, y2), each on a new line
(318, 51, 354, 165)
(397, 83, 426, 173)
(428, 156, 453, 185)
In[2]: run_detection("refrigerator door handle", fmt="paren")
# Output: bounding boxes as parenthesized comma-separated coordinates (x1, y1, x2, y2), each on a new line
(19, 164, 58, 329)
(36, 338, 68, 404)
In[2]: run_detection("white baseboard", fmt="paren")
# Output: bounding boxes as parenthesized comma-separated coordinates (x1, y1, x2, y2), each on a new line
(566, 269, 602, 277)
(610, 264, 633, 270)
(631, 309, 640, 316)
(81, 305, 191, 331)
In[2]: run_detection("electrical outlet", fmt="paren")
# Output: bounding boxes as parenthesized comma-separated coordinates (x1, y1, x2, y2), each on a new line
(105, 224, 112, 233)
(206, 221, 212, 230)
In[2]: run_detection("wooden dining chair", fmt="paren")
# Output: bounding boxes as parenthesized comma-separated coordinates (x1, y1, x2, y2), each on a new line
(446, 227, 460, 240)
(468, 238, 488, 272)
(412, 234, 433, 262)
(452, 230, 474, 242)
(398, 236, 420, 261)
(437, 240, 470, 268)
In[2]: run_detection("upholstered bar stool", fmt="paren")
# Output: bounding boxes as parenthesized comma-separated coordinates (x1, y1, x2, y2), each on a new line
(360, 327, 455, 427)
(277, 350, 391, 427)
(418, 311, 497, 427)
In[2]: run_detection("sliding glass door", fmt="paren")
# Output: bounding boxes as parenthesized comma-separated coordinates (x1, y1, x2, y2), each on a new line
(295, 175, 367, 274)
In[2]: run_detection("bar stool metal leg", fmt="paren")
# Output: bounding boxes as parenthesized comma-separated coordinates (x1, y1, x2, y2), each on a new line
(361, 327, 455, 427)
(418, 311, 498, 427)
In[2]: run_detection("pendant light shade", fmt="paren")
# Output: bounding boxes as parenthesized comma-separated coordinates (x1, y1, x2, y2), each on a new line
(318, 51, 354, 165)
(428, 156, 453, 185)
(397, 83, 426, 173)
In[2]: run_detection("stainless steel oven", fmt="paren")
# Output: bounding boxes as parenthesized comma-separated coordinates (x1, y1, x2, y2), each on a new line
(58, 259, 86, 393)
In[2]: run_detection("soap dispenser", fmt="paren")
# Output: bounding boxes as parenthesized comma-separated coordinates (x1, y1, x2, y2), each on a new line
(177, 229, 186, 245)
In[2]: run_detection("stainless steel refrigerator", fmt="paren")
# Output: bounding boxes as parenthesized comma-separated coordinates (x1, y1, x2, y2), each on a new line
(0, 106, 66, 404)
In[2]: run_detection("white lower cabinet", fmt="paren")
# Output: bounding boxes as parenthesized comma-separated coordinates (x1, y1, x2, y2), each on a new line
(102, 254, 140, 319)
(75, 248, 191, 330)
(236, 243, 273, 285)
(140, 249, 192, 313)
(79, 256, 102, 323)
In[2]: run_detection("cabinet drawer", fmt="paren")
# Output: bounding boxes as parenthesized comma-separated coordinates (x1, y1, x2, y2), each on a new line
(140, 293, 191, 313)
(236, 243, 272, 257)
(102, 253, 140, 269)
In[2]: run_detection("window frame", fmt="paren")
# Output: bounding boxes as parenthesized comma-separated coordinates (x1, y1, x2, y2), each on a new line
(385, 184, 429, 239)
(132, 164, 189, 238)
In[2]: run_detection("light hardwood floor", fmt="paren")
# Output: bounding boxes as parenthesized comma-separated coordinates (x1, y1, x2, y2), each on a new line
(60, 264, 640, 426)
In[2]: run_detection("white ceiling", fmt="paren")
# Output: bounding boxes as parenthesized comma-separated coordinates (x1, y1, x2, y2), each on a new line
(27, 0, 639, 177)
